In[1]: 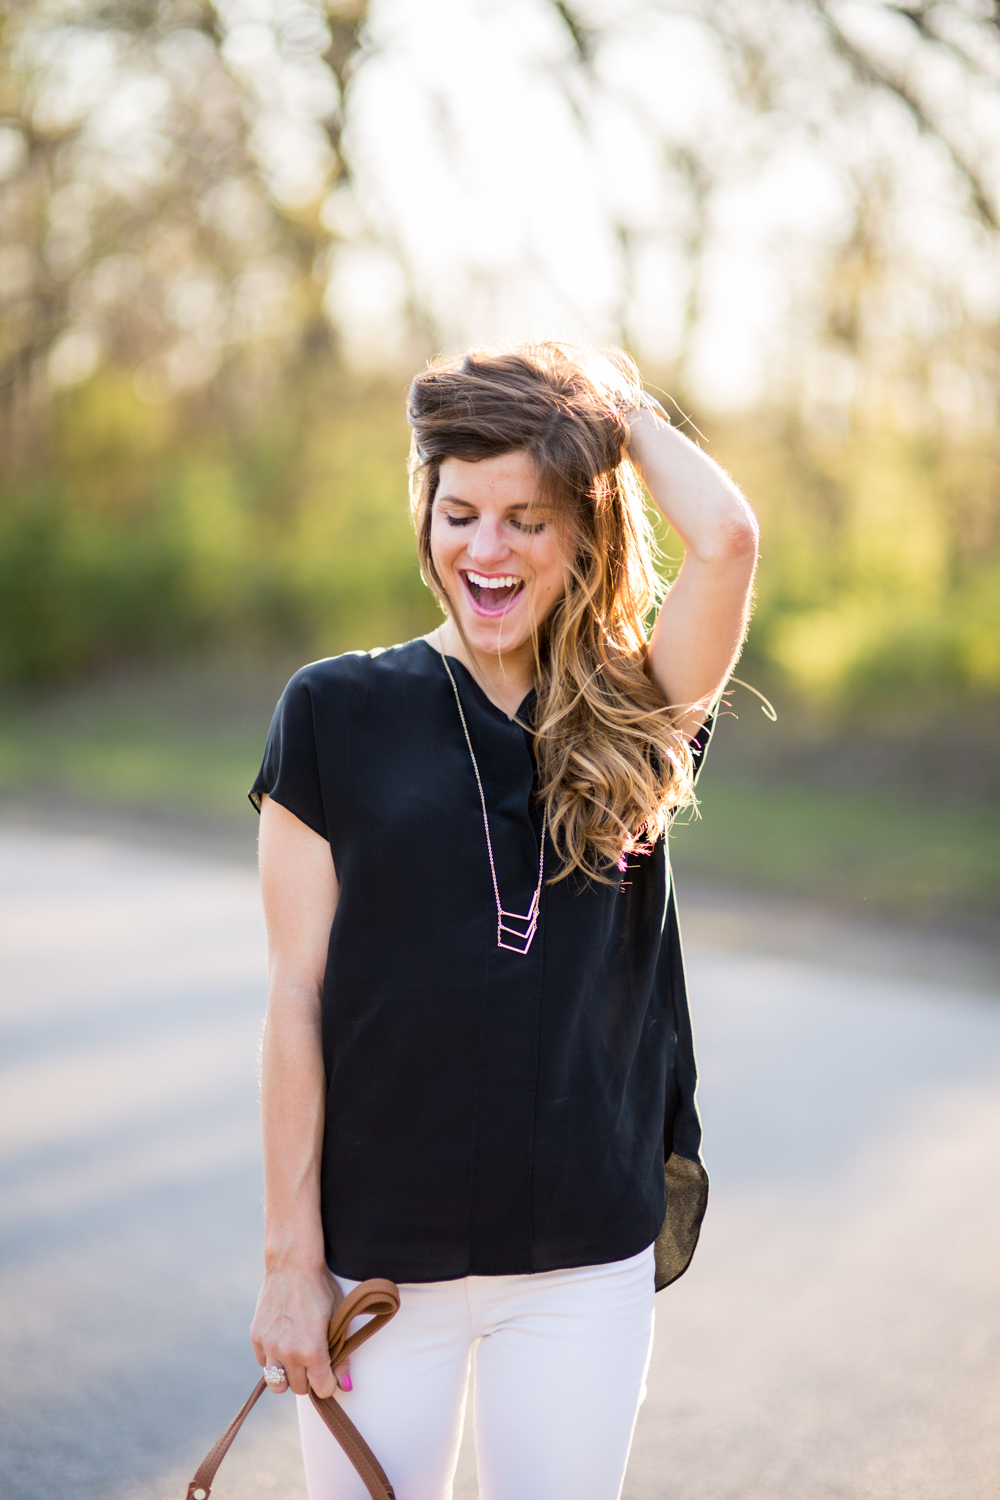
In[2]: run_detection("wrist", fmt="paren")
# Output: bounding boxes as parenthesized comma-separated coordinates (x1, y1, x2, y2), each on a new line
(263, 1224, 327, 1274)
(625, 403, 663, 467)
(636, 390, 671, 423)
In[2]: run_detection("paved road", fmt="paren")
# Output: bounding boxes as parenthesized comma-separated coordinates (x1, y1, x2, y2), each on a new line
(1, 829, 998, 1500)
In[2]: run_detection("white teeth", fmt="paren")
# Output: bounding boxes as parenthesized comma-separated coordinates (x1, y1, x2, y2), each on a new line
(466, 572, 522, 589)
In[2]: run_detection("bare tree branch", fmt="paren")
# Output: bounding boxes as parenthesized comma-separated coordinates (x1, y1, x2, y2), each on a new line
(811, 0, 999, 230)
(548, 0, 602, 69)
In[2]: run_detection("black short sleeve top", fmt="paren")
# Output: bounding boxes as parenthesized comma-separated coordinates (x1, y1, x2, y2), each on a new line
(250, 638, 709, 1290)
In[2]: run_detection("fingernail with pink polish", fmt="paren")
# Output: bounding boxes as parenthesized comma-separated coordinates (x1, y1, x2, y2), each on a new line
(342, 1373, 353, 1392)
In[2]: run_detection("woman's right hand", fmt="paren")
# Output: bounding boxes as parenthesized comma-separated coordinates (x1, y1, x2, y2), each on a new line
(254, 797, 345, 1399)
(255, 797, 346, 1397)
(250, 1259, 350, 1399)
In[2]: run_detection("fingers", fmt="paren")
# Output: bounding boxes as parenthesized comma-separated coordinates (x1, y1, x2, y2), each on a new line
(251, 1327, 288, 1393)
(292, 1361, 348, 1397)
(252, 1339, 331, 1397)
(284, 1358, 312, 1398)
(305, 1354, 337, 1400)
(264, 1349, 336, 1398)
(256, 1351, 346, 1400)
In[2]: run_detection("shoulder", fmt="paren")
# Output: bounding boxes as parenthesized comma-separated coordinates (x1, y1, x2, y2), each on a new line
(281, 638, 437, 709)
(284, 639, 432, 694)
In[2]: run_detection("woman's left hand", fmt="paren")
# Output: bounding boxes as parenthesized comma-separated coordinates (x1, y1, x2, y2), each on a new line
(627, 403, 758, 736)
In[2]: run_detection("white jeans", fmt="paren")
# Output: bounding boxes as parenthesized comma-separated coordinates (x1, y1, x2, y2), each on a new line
(296, 1244, 656, 1500)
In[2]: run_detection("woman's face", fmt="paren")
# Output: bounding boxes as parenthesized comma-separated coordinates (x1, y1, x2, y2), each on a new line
(429, 451, 570, 661)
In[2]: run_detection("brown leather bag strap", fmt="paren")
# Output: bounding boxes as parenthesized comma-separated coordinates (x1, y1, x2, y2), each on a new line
(308, 1391, 396, 1500)
(183, 1377, 269, 1500)
(327, 1278, 400, 1365)
(311, 1278, 401, 1500)
(177, 1278, 401, 1500)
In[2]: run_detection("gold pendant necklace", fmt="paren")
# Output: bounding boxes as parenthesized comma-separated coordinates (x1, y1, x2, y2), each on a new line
(437, 643, 545, 955)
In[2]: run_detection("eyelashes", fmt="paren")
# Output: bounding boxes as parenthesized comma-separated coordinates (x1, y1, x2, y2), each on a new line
(442, 513, 546, 534)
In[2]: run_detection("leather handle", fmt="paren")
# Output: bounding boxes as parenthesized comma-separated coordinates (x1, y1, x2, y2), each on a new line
(314, 1277, 401, 1500)
(168, 1278, 401, 1500)
(184, 1377, 269, 1500)
(309, 1390, 396, 1499)
(327, 1278, 400, 1367)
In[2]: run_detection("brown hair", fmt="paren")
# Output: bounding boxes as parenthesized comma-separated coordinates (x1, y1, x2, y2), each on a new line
(407, 341, 695, 884)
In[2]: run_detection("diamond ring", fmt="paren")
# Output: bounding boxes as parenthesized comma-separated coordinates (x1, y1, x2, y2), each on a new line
(263, 1364, 287, 1387)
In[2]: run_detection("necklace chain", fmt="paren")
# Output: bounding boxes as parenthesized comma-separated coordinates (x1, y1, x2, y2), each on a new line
(437, 642, 545, 955)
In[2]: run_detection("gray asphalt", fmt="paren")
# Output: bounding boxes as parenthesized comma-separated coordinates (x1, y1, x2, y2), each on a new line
(1, 828, 998, 1500)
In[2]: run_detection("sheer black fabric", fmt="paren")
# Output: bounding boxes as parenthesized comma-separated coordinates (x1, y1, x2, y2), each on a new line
(250, 638, 709, 1290)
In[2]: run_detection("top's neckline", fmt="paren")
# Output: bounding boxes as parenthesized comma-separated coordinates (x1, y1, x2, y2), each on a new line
(420, 638, 535, 727)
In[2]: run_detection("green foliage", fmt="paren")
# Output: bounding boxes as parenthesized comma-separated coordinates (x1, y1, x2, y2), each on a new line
(671, 773, 1000, 928)
(707, 415, 1000, 720)
(0, 370, 439, 685)
(1, 369, 998, 739)
(0, 480, 191, 680)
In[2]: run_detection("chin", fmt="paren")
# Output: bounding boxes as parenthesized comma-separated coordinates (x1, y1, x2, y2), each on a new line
(466, 621, 531, 657)
(452, 604, 531, 658)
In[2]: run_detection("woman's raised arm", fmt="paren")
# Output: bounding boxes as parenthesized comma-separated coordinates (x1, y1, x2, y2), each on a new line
(250, 794, 349, 1398)
(628, 406, 759, 740)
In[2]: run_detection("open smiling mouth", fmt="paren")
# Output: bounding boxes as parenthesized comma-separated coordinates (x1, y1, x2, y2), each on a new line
(462, 570, 526, 613)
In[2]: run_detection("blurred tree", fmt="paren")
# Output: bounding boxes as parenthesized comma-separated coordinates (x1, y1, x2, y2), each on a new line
(0, 0, 369, 457)
(3, 0, 999, 435)
(546, 0, 1000, 402)
(1, 0, 998, 710)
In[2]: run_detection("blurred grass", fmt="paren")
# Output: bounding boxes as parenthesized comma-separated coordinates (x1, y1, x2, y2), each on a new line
(0, 653, 287, 821)
(0, 714, 260, 815)
(670, 778, 1000, 932)
(1, 655, 996, 936)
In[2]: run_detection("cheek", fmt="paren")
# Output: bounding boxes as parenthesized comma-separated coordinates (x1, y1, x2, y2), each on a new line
(428, 516, 455, 573)
(533, 541, 570, 601)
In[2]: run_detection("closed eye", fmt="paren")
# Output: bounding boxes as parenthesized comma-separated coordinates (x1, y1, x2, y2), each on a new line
(439, 507, 547, 532)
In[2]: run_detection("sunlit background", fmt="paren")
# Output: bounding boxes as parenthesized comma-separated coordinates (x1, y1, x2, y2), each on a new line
(1, 0, 998, 928)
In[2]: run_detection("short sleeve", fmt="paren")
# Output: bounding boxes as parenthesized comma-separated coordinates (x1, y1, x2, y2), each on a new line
(248, 671, 328, 840)
(689, 711, 714, 782)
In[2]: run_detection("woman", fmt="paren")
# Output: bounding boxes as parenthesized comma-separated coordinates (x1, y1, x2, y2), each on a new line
(248, 342, 757, 1500)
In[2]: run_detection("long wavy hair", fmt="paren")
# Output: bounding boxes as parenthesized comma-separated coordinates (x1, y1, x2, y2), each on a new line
(407, 341, 695, 884)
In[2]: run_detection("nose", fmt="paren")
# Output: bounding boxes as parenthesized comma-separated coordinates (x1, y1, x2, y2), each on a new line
(466, 513, 510, 565)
